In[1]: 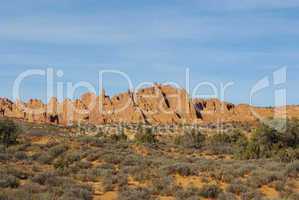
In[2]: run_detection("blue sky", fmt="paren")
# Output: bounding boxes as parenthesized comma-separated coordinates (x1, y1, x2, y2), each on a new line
(0, 0, 299, 106)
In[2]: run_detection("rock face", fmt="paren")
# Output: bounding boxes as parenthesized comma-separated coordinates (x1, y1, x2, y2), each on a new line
(0, 84, 298, 125)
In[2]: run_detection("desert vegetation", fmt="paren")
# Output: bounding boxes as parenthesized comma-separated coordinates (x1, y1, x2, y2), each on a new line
(0, 118, 298, 200)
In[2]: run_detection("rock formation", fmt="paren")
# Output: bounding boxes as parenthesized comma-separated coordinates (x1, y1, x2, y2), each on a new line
(0, 84, 298, 126)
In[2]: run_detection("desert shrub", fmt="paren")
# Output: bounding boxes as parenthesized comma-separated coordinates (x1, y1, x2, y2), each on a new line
(287, 193, 299, 200)
(151, 176, 177, 196)
(76, 168, 98, 182)
(0, 153, 9, 161)
(5, 168, 29, 180)
(121, 154, 144, 167)
(54, 151, 85, 170)
(86, 152, 101, 162)
(0, 175, 20, 188)
(226, 181, 248, 195)
(240, 189, 263, 200)
(236, 164, 256, 176)
(102, 153, 123, 165)
(209, 131, 243, 145)
(49, 144, 68, 158)
(60, 186, 93, 200)
(75, 161, 92, 169)
(235, 119, 299, 160)
(115, 173, 128, 188)
(284, 160, 299, 177)
(14, 151, 28, 160)
(92, 164, 115, 178)
(36, 153, 53, 164)
(77, 136, 102, 145)
(271, 180, 285, 192)
(218, 192, 237, 200)
(135, 127, 157, 144)
(54, 157, 72, 169)
(119, 186, 152, 200)
(175, 187, 201, 200)
(282, 118, 299, 148)
(277, 148, 299, 163)
(31, 172, 56, 185)
(102, 176, 114, 192)
(0, 192, 8, 200)
(0, 189, 35, 200)
(0, 119, 19, 147)
(175, 129, 205, 149)
(65, 151, 82, 163)
(207, 131, 246, 154)
(21, 182, 46, 194)
(247, 170, 283, 188)
(163, 163, 197, 176)
(199, 184, 222, 198)
(110, 128, 127, 142)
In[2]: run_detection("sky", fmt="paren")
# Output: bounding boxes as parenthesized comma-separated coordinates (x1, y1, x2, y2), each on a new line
(0, 0, 299, 106)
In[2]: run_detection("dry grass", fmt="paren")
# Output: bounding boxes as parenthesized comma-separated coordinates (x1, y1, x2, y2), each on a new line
(0, 121, 298, 200)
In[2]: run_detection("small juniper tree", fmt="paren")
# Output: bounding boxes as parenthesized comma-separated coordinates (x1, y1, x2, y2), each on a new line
(0, 119, 19, 147)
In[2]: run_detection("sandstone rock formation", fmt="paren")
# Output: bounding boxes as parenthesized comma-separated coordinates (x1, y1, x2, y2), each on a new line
(0, 84, 298, 126)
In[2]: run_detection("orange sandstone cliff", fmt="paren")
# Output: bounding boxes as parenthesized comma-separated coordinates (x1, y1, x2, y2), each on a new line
(0, 84, 298, 125)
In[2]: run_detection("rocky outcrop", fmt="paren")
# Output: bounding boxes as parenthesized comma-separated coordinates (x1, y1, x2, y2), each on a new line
(0, 84, 298, 125)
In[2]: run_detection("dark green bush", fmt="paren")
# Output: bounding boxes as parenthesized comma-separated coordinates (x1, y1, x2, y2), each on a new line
(164, 163, 197, 176)
(234, 119, 299, 160)
(36, 153, 53, 164)
(110, 127, 127, 142)
(199, 184, 222, 198)
(174, 187, 201, 200)
(119, 186, 152, 200)
(135, 127, 157, 144)
(32, 172, 54, 185)
(151, 176, 177, 196)
(284, 160, 299, 177)
(0, 119, 19, 147)
(277, 148, 299, 163)
(175, 129, 205, 149)
(226, 181, 248, 195)
(0, 175, 20, 188)
(49, 144, 68, 158)
(14, 151, 28, 160)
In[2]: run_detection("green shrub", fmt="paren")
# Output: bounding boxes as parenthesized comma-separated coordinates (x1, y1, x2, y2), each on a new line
(0, 153, 9, 161)
(217, 192, 237, 200)
(175, 129, 205, 149)
(226, 181, 248, 195)
(14, 151, 28, 160)
(277, 148, 299, 163)
(49, 144, 68, 158)
(164, 163, 197, 176)
(119, 186, 152, 200)
(0, 175, 20, 188)
(284, 160, 299, 177)
(135, 127, 157, 144)
(0, 119, 19, 147)
(110, 128, 127, 142)
(208, 130, 246, 151)
(175, 187, 201, 200)
(31, 172, 56, 185)
(199, 184, 222, 198)
(240, 189, 263, 200)
(234, 119, 299, 160)
(36, 153, 53, 164)
(60, 186, 93, 200)
(151, 176, 177, 196)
